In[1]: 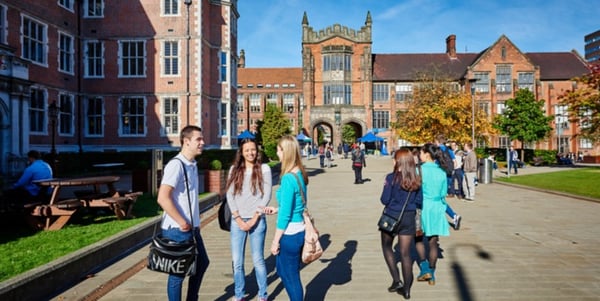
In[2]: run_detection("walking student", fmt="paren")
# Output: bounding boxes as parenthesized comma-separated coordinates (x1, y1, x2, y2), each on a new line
(351, 144, 366, 184)
(263, 135, 309, 301)
(157, 125, 210, 301)
(416, 143, 450, 286)
(225, 139, 272, 301)
(379, 149, 422, 299)
(462, 142, 478, 201)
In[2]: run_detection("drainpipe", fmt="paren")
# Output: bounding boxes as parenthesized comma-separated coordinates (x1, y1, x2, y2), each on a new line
(77, 0, 83, 153)
(185, 0, 192, 125)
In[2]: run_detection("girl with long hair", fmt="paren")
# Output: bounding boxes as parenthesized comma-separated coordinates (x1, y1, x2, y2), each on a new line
(379, 149, 422, 299)
(225, 139, 272, 301)
(263, 135, 309, 301)
(416, 143, 450, 285)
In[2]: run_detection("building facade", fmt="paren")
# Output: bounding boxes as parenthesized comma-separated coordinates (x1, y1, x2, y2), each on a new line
(0, 0, 238, 175)
(585, 30, 600, 64)
(236, 12, 597, 156)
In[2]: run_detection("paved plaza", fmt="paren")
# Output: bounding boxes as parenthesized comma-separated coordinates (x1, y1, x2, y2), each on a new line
(54, 155, 600, 301)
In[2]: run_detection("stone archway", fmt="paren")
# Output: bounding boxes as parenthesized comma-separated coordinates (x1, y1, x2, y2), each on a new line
(309, 119, 334, 147)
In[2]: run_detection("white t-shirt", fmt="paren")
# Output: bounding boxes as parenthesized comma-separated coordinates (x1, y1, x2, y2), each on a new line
(160, 154, 201, 229)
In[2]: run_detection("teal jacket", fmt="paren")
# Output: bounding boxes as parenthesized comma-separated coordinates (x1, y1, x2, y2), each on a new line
(276, 171, 306, 230)
(420, 162, 450, 237)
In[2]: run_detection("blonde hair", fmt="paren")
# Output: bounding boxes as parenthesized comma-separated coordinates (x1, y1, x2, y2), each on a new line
(278, 135, 308, 184)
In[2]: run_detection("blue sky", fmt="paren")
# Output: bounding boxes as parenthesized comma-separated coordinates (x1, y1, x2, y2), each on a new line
(237, 0, 599, 67)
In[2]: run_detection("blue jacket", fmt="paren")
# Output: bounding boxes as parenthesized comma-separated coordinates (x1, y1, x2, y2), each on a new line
(13, 159, 53, 196)
(379, 172, 423, 217)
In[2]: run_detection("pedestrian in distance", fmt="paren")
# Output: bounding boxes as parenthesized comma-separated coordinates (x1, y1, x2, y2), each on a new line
(415, 143, 450, 286)
(225, 139, 272, 301)
(379, 149, 423, 299)
(262, 135, 309, 301)
(157, 125, 210, 301)
(462, 142, 478, 201)
(351, 144, 366, 184)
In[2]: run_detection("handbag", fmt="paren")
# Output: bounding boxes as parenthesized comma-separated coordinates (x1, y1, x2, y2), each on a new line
(218, 198, 231, 231)
(377, 183, 412, 234)
(291, 173, 323, 264)
(147, 158, 197, 276)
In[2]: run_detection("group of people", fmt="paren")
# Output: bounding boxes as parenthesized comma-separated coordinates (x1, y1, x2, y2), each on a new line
(157, 127, 481, 300)
(157, 126, 308, 301)
(378, 134, 482, 299)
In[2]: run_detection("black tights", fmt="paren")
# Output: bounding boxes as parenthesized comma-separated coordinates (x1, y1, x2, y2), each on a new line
(381, 231, 414, 291)
(414, 235, 439, 269)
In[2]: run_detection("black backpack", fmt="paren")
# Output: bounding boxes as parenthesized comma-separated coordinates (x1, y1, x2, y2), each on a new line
(440, 147, 454, 176)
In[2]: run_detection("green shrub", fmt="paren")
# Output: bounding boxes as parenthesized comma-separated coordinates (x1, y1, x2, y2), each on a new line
(208, 159, 222, 170)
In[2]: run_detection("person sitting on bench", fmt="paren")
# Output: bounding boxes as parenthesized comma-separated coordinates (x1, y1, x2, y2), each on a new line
(2, 150, 53, 210)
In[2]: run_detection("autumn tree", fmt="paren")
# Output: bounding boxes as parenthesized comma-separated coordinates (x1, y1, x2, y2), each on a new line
(257, 104, 291, 160)
(493, 89, 554, 150)
(558, 64, 600, 141)
(392, 70, 495, 145)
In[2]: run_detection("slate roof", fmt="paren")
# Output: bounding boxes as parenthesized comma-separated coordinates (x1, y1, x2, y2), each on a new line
(372, 53, 480, 82)
(526, 52, 590, 80)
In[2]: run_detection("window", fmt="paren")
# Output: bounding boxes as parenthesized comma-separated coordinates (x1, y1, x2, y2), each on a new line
(58, 32, 74, 73)
(478, 101, 490, 117)
(84, 0, 103, 18)
(323, 84, 351, 105)
(496, 65, 512, 93)
(555, 105, 569, 129)
(22, 16, 47, 65)
(323, 53, 351, 71)
(579, 107, 592, 129)
(373, 84, 389, 102)
(283, 93, 294, 113)
(473, 72, 490, 93)
(29, 88, 46, 133)
(498, 136, 509, 149)
(518, 72, 534, 91)
(84, 40, 103, 77)
(58, 94, 74, 135)
(163, 97, 179, 135)
(497, 102, 506, 115)
(120, 97, 146, 136)
(373, 111, 390, 129)
(579, 138, 592, 149)
(0, 4, 6, 44)
(163, 41, 179, 75)
(395, 84, 412, 101)
(249, 94, 260, 113)
(219, 51, 228, 83)
(119, 40, 146, 77)
(266, 93, 278, 105)
(85, 97, 103, 136)
(163, 0, 179, 15)
(220, 102, 228, 136)
(59, 0, 74, 10)
(237, 94, 244, 112)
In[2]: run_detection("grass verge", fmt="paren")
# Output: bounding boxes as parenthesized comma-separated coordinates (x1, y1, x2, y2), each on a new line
(0, 194, 160, 282)
(495, 167, 600, 199)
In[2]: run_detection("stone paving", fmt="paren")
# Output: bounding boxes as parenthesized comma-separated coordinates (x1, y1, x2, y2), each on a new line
(54, 155, 600, 301)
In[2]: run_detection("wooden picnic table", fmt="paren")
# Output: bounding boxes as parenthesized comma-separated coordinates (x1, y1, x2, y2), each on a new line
(28, 176, 141, 230)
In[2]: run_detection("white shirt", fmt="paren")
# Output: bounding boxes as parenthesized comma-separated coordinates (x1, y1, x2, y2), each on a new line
(160, 154, 201, 229)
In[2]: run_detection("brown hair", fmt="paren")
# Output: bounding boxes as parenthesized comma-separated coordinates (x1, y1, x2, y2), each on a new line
(226, 139, 264, 196)
(392, 148, 421, 191)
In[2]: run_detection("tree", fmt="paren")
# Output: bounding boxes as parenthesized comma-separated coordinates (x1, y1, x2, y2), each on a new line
(493, 89, 554, 150)
(392, 70, 495, 145)
(341, 124, 356, 144)
(258, 104, 291, 160)
(558, 64, 600, 141)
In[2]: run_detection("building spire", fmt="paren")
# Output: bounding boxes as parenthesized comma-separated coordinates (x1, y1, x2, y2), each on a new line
(365, 11, 372, 26)
(302, 11, 309, 26)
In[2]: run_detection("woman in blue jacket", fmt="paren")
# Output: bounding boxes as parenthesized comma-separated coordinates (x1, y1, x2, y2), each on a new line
(379, 149, 422, 299)
(416, 143, 450, 285)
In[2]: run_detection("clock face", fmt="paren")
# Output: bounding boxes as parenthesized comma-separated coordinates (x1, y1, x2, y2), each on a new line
(331, 70, 343, 80)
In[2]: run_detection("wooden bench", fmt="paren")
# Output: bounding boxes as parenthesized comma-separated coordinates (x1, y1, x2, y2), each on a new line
(98, 191, 143, 220)
(26, 199, 82, 230)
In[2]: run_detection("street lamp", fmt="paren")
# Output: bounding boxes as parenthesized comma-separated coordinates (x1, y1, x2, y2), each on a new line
(468, 78, 477, 145)
(556, 114, 563, 154)
(49, 101, 59, 173)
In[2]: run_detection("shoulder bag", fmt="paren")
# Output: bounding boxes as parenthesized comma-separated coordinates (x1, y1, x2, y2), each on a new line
(377, 181, 412, 234)
(147, 158, 197, 277)
(218, 198, 231, 231)
(291, 173, 323, 264)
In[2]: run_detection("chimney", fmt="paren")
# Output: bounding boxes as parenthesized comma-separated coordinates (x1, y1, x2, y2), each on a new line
(446, 34, 457, 59)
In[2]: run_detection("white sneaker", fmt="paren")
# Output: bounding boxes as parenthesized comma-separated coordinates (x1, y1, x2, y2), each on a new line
(453, 215, 462, 230)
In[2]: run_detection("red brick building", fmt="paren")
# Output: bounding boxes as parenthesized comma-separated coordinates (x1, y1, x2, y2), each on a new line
(0, 0, 238, 175)
(237, 12, 596, 156)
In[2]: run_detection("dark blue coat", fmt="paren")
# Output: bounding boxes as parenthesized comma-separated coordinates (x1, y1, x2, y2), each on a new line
(379, 173, 423, 217)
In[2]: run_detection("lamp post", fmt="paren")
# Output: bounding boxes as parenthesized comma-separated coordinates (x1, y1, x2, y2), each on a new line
(556, 114, 563, 154)
(49, 101, 59, 171)
(468, 79, 477, 145)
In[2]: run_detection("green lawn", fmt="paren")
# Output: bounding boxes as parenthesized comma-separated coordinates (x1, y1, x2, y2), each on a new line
(0, 194, 160, 282)
(495, 167, 600, 199)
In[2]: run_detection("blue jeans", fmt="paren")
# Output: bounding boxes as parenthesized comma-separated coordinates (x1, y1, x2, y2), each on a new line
(452, 169, 464, 197)
(276, 231, 304, 301)
(163, 227, 210, 301)
(231, 216, 268, 300)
